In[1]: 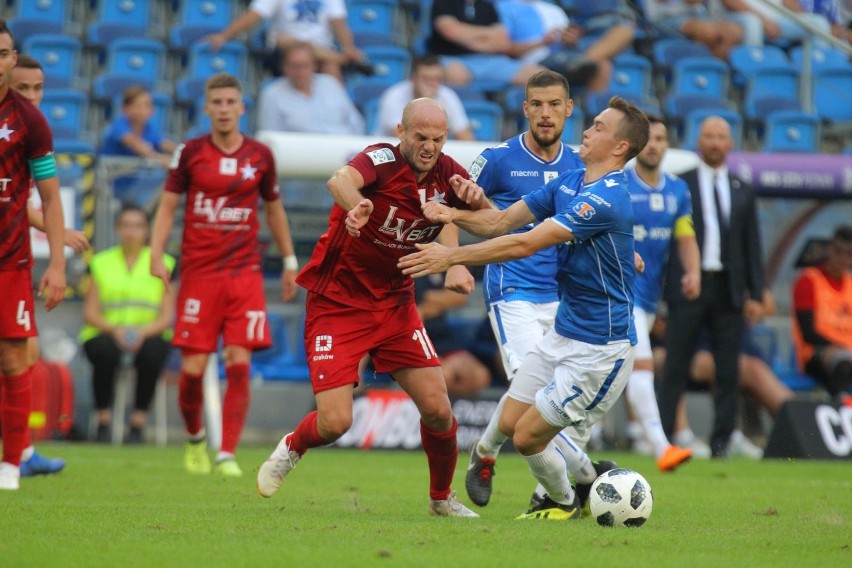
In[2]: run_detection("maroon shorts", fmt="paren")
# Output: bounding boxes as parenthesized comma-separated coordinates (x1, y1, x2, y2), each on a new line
(304, 292, 441, 394)
(0, 268, 38, 339)
(173, 271, 271, 353)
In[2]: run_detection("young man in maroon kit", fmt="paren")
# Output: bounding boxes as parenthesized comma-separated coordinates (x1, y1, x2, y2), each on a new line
(257, 97, 487, 517)
(0, 20, 67, 491)
(150, 73, 298, 477)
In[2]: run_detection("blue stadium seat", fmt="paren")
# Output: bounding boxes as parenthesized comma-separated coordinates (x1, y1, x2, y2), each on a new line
(789, 45, 850, 74)
(22, 33, 82, 89)
(728, 44, 788, 88)
(41, 88, 88, 140)
(169, 0, 234, 48)
(464, 100, 503, 141)
(175, 77, 207, 106)
(348, 82, 390, 111)
(609, 53, 653, 98)
(86, 0, 158, 46)
(682, 108, 743, 151)
(743, 66, 799, 121)
(744, 95, 801, 123)
(585, 91, 660, 120)
(186, 41, 248, 79)
(363, 98, 380, 135)
(348, 0, 397, 40)
(92, 38, 166, 100)
(7, 0, 72, 43)
(359, 45, 411, 86)
(762, 110, 821, 153)
(813, 65, 852, 123)
(670, 56, 729, 99)
(665, 93, 736, 122)
(651, 38, 712, 75)
(353, 31, 397, 48)
(53, 138, 97, 154)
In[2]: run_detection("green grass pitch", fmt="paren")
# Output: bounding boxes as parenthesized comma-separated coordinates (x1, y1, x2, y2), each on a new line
(1, 443, 849, 567)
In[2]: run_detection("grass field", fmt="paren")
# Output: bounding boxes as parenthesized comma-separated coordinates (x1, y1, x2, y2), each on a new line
(1, 443, 849, 567)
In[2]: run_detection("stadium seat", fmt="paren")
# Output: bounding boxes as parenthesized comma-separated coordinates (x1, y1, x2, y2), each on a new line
(584, 91, 660, 119)
(186, 41, 248, 78)
(21, 33, 82, 89)
(347, 0, 398, 40)
(169, 0, 234, 48)
(53, 138, 96, 155)
(92, 38, 166, 100)
(348, 82, 389, 111)
(651, 38, 712, 78)
(40, 88, 89, 141)
(86, 0, 159, 46)
(728, 44, 788, 88)
(609, 53, 653, 98)
(743, 66, 799, 123)
(681, 108, 743, 151)
(813, 65, 852, 123)
(762, 110, 821, 153)
(359, 45, 411, 86)
(789, 45, 850, 74)
(670, 56, 729, 99)
(7, 0, 74, 43)
(744, 95, 801, 123)
(464, 100, 503, 141)
(363, 97, 380, 136)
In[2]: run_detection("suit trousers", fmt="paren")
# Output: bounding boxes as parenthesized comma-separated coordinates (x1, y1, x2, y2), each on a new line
(658, 271, 744, 456)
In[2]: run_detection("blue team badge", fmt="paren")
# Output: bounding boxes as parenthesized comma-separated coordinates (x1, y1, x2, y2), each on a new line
(573, 201, 596, 220)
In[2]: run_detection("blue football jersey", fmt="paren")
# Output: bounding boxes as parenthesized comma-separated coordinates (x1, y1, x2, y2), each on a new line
(469, 133, 583, 305)
(523, 168, 637, 346)
(626, 168, 693, 313)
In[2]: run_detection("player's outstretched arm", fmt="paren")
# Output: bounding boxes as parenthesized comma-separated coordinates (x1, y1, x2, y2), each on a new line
(150, 191, 179, 292)
(438, 223, 475, 294)
(35, 176, 67, 310)
(327, 165, 367, 212)
(423, 198, 536, 239)
(265, 199, 299, 302)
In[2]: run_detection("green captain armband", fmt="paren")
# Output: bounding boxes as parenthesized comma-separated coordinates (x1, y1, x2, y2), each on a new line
(29, 153, 58, 181)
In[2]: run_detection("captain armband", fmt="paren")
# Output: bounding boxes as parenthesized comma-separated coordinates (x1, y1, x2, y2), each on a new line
(673, 215, 695, 239)
(29, 153, 58, 181)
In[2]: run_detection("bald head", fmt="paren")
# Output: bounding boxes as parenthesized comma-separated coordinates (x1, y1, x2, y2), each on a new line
(397, 98, 449, 177)
(697, 115, 734, 168)
(401, 97, 448, 131)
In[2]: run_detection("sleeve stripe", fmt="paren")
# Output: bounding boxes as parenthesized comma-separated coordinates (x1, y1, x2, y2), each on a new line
(29, 154, 58, 181)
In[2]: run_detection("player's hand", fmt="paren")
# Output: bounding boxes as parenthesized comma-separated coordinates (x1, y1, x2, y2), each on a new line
(681, 271, 701, 300)
(398, 242, 453, 278)
(281, 269, 298, 302)
(345, 199, 374, 237)
(64, 229, 90, 253)
(743, 298, 765, 326)
(444, 265, 475, 295)
(449, 175, 486, 208)
(38, 264, 66, 311)
(634, 252, 645, 274)
(149, 256, 172, 294)
(421, 201, 455, 224)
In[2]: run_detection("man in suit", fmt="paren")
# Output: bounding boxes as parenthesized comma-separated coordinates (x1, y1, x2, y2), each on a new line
(658, 116, 765, 458)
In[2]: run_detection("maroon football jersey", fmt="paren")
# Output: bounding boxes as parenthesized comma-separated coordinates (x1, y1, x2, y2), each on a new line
(0, 89, 54, 270)
(297, 143, 471, 310)
(164, 135, 279, 277)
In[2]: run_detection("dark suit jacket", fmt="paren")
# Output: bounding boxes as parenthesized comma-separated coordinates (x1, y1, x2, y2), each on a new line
(665, 167, 764, 310)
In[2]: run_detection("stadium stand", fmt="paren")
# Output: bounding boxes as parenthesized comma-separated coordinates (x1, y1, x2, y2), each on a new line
(763, 110, 821, 153)
(169, 0, 235, 49)
(86, 0, 161, 47)
(812, 65, 852, 123)
(22, 33, 82, 89)
(463, 100, 503, 142)
(347, 0, 398, 41)
(670, 56, 730, 99)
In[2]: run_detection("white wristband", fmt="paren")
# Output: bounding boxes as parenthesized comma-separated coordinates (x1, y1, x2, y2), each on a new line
(284, 255, 299, 272)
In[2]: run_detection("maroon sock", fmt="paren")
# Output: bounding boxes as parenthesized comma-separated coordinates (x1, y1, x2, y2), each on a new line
(178, 371, 204, 437)
(1, 369, 32, 466)
(220, 364, 250, 454)
(420, 417, 459, 501)
(289, 411, 327, 455)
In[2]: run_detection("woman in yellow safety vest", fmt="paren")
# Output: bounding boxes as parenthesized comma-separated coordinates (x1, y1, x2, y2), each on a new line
(80, 203, 175, 443)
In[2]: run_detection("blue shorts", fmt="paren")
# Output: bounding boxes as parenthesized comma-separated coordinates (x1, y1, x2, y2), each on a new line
(439, 54, 524, 88)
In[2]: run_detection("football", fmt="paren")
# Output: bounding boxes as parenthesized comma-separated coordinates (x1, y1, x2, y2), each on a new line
(588, 468, 653, 527)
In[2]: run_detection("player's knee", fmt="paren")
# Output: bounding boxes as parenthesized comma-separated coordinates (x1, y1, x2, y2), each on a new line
(318, 412, 352, 441)
(511, 429, 538, 456)
(419, 403, 453, 432)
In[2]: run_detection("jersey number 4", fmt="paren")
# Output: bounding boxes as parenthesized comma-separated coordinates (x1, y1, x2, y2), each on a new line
(16, 301, 31, 331)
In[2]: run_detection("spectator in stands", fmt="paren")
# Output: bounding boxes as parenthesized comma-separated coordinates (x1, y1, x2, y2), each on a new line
(718, 0, 834, 46)
(497, 0, 636, 93)
(374, 55, 474, 140)
(426, 0, 597, 90)
(643, 0, 745, 59)
(80, 204, 174, 444)
(257, 41, 365, 135)
(792, 225, 852, 402)
(101, 86, 176, 168)
(204, 0, 370, 81)
(416, 273, 491, 397)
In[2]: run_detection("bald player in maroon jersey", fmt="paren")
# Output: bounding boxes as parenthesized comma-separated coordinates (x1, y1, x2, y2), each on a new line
(257, 98, 489, 517)
(150, 73, 298, 478)
(0, 20, 67, 491)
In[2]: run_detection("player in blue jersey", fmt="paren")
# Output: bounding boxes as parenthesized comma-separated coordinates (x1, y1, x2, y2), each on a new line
(400, 96, 649, 519)
(625, 115, 700, 472)
(463, 70, 613, 509)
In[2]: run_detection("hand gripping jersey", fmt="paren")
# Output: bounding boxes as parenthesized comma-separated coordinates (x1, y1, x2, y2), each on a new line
(164, 134, 279, 277)
(297, 143, 472, 310)
(626, 167, 694, 313)
(470, 134, 583, 304)
(523, 168, 637, 346)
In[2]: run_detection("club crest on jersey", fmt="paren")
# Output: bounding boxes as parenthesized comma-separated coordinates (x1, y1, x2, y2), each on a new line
(573, 201, 596, 220)
(240, 161, 257, 180)
(649, 193, 664, 211)
(367, 148, 395, 165)
(468, 155, 487, 182)
(544, 171, 559, 183)
(219, 157, 238, 175)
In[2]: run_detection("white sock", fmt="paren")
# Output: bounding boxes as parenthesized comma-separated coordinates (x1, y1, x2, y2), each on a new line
(673, 428, 696, 447)
(21, 446, 35, 462)
(627, 369, 671, 458)
(553, 430, 596, 483)
(188, 428, 207, 443)
(523, 442, 575, 505)
(215, 451, 235, 463)
(477, 395, 508, 458)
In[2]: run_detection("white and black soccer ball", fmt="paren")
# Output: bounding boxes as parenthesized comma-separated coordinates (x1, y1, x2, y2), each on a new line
(588, 468, 653, 527)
